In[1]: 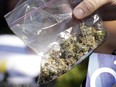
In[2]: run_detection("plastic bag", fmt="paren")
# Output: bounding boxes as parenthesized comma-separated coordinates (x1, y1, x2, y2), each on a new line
(5, 0, 106, 84)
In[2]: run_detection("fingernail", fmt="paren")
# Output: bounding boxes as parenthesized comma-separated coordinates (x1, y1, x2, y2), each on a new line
(74, 8, 84, 19)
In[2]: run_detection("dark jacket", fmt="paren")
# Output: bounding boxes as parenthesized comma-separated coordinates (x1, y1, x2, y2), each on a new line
(98, 4, 116, 21)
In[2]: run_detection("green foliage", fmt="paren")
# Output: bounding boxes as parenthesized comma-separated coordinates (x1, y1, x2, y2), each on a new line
(54, 58, 89, 87)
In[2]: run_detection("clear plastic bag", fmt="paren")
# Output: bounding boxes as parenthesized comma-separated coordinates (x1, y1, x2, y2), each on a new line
(5, 0, 106, 84)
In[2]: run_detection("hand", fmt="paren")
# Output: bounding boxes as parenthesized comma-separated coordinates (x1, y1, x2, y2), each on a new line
(73, 0, 116, 54)
(73, 0, 116, 19)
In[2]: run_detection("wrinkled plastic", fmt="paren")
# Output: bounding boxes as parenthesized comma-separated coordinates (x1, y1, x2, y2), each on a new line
(5, 0, 106, 84)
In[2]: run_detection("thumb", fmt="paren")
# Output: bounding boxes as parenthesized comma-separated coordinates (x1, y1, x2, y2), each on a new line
(73, 0, 109, 19)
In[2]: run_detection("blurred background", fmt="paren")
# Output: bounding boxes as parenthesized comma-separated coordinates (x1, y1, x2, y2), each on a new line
(0, 0, 19, 34)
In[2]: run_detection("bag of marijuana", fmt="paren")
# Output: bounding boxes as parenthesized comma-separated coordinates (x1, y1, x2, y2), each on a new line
(5, 0, 106, 84)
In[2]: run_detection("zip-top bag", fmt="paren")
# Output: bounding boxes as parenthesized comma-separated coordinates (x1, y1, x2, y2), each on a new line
(5, 0, 106, 84)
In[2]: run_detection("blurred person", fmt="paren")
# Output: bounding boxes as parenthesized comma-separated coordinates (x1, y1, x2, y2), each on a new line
(0, 35, 41, 85)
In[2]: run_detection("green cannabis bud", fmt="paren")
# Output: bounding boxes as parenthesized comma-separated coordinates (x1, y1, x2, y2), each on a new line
(38, 23, 106, 84)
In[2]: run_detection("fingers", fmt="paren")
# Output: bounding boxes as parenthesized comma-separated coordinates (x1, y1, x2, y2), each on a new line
(73, 0, 110, 19)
